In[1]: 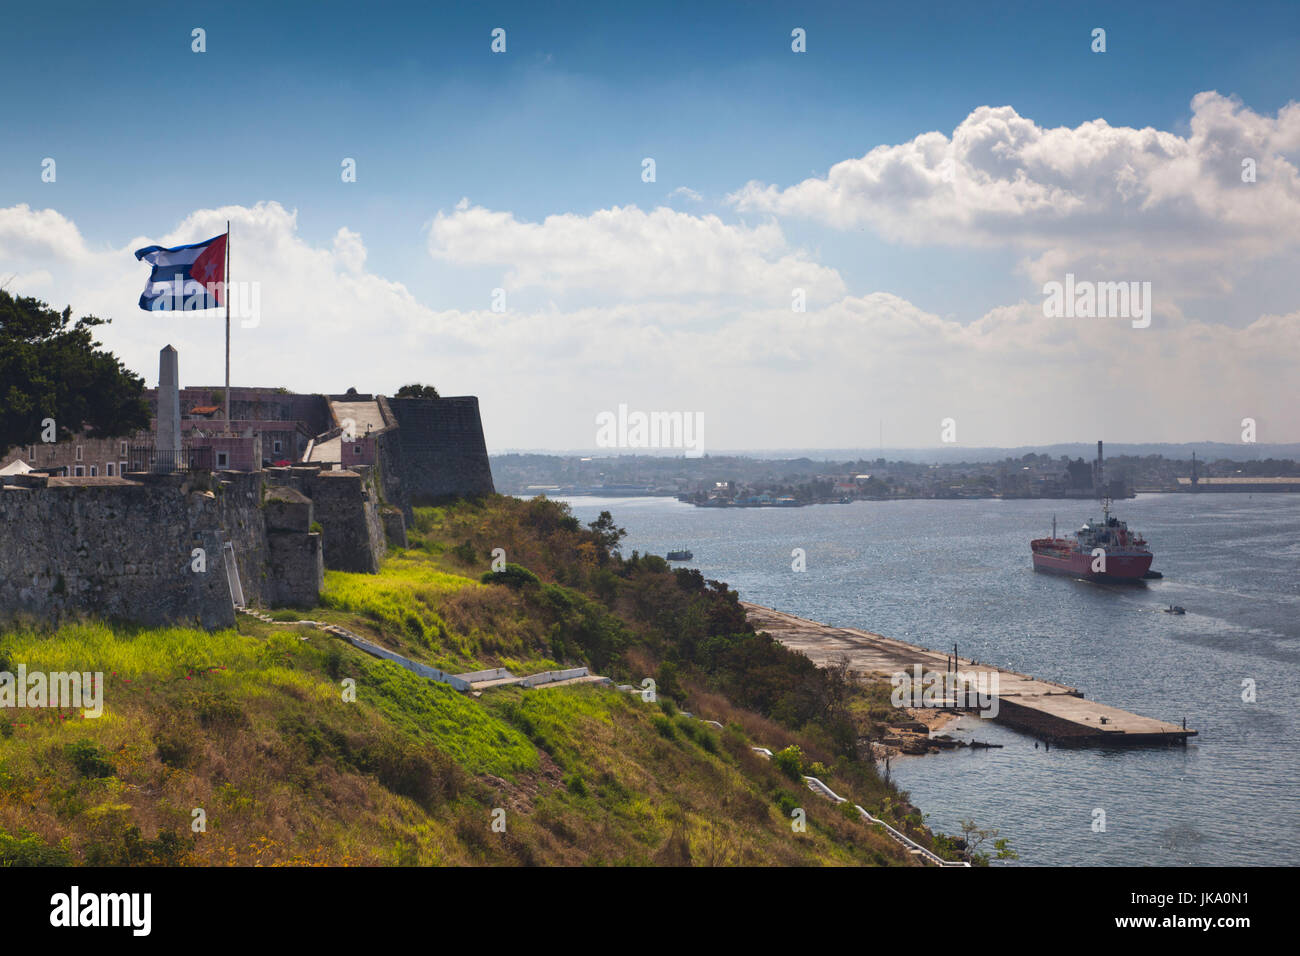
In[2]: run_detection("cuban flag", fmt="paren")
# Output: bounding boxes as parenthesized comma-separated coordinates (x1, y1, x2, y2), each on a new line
(134, 232, 227, 311)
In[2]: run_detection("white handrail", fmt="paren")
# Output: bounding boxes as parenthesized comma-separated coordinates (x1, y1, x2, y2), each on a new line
(753, 748, 970, 867)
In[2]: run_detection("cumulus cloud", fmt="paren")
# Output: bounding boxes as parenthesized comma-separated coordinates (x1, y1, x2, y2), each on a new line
(3, 201, 1296, 449)
(730, 92, 1300, 292)
(0, 204, 93, 262)
(0, 202, 482, 391)
(688, 294, 1297, 448)
(427, 201, 845, 303)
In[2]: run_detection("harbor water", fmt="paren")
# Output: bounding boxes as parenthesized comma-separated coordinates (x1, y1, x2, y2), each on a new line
(554, 492, 1300, 866)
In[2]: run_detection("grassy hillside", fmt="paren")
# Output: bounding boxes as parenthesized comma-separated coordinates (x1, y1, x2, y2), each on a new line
(0, 494, 959, 866)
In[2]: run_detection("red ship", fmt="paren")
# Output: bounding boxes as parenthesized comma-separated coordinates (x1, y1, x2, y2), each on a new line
(1031, 498, 1153, 581)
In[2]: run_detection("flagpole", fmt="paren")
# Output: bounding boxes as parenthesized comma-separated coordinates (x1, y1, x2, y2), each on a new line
(224, 220, 231, 434)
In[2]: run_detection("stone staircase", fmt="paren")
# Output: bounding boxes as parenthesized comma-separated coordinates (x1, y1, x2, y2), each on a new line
(236, 607, 609, 694)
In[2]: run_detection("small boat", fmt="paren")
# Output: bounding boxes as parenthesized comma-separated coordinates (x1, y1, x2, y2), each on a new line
(666, 548, 693, 561)
(1163, 604, 1186, 615)
(1143, 570, 1163, 579)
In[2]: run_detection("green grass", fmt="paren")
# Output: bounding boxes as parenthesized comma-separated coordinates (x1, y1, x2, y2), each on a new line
(0, 621, 261, 678)
(359, 657, 537, 777)
(321, 559, 473, 649)
(0, 495, 949, 866)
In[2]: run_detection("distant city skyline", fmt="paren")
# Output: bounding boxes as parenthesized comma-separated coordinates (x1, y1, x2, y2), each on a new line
(3, 1, 1298, 450)
(490, 442, 1300, 460)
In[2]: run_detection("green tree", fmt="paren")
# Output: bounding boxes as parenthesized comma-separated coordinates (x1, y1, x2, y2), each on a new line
(0, 289, 149, 453)
(395, 383, 440, 399)
(959, 819, 1019, 864)
(587, 510, 626, 563)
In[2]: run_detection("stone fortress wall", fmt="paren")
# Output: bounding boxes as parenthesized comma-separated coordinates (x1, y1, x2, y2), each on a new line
(0, 473, 260, 631)
(1, 462, 405, 631)
(0, 352, 494, 631)
(386, 396, 495, 504)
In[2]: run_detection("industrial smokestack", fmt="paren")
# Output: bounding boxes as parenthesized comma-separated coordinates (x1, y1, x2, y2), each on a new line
(1094, 439, 1105, 498)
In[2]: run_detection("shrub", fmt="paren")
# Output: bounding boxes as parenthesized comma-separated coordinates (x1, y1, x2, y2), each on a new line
(773, 745, 805, 782)
(403, 611, 427, 644)
(652, 715, 678, 740)
(324, 645, 344, 679)
(83, 810, 189, 866)
(153, 732, 195, 769)
(565, 773, 589, 796)
(540, 582, 578, 614)
(481, 562, 540, 590)
(65, 739, 115, 778)
(0, 829, 70, 866)
(194, 692, 250, 731)
(656, 660, 685, 703)
(676, 718, 719, 754)
(354, 737, 460, 808)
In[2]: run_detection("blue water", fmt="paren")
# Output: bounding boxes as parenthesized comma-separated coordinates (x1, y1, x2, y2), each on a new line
(554, 493, 1300, 866)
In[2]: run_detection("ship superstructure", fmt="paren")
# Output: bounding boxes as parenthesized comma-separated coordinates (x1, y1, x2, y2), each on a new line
(1030, 441, 1154, 581)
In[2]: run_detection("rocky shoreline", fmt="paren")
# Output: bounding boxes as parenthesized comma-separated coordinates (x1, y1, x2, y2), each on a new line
(869, 708, 1005, 758)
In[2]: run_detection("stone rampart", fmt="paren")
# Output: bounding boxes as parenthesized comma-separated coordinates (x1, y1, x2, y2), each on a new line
(386, 397, 494, 503)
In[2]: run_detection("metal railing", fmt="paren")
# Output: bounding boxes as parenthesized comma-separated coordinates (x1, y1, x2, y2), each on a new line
(750, 748, 971, 867)
(127, 444, 214, 474)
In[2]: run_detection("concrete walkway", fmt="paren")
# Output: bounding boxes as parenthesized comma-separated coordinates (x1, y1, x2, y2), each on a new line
(237, 607, 608, 694)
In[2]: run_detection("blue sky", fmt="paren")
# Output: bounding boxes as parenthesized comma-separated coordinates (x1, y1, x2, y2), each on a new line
(3, 1, 1299, 449)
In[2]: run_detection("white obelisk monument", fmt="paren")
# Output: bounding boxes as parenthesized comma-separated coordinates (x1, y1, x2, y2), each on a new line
(158, 345, 181, 471)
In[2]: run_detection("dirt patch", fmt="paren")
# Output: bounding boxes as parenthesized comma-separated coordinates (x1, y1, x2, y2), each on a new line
(478, 750, 565, 815)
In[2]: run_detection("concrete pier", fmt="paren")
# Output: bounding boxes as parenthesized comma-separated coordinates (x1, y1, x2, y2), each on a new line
(743, 602, 1197, 745)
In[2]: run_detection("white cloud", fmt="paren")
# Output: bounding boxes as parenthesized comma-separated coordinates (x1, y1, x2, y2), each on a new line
(729, 92, 1300, 292)
(0, 204, 92, 262)
(426, 201, 845, 303)
(3, 201, 1297, 449)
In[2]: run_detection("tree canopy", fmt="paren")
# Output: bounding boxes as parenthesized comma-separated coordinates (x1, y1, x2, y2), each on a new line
(395, 383, 440, 399)
(0, 289, 150, 453)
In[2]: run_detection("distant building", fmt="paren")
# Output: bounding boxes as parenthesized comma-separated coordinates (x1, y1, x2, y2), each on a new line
(1176, 476, 1300, 492)
(0, 347, 495, 515)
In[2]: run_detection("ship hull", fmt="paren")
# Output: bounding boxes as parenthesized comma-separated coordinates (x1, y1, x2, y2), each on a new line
(1031, 548, 1152, 581)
